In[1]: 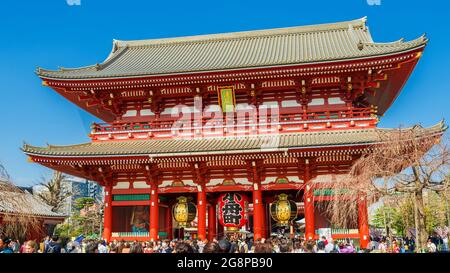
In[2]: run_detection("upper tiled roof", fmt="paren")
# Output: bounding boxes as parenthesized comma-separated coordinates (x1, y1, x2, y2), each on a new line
(36, 17, 427, 80)
(22, 122, 446, 158)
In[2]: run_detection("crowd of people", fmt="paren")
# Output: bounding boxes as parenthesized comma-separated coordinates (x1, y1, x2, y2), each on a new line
(0, 234, 355, 253)
(1, 234, 448, 254)
(368, 234, 448, 253)
(368, 236, 415, 253)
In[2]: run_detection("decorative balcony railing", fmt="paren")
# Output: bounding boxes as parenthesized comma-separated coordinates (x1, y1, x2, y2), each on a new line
(111, 232, 149, 237)
(90, 107, 377, 140)
(329, 229, 360, 235)
(111, 231, 168, 239)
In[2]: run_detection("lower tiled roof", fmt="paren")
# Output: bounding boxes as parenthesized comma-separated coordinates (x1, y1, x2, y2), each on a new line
(22, 122, 446, 158)
(0, 186, 66, 218)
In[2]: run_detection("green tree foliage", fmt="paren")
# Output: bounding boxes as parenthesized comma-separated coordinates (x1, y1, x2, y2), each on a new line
(424, 191, 449, 233)
(54, 197, 103, 238)
(371, 205, 406, 236)
(74, 197, 95, 210)
(371, 191, 450, 236)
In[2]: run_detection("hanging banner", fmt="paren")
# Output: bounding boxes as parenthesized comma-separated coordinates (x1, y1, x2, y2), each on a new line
(218, 192, 248, 231)
(217, 86, 236, 113)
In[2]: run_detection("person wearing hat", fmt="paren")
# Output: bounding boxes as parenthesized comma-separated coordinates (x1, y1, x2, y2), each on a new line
(0, 238, 13, 253)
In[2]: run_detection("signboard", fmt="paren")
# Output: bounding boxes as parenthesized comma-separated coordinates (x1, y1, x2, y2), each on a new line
(217, 86, 236, 113)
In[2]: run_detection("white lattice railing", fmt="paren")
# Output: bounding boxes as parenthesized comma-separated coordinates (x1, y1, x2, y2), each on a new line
(111, 232, 149, 237)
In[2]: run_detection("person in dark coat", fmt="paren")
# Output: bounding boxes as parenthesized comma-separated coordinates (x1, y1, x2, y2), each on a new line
(44, 235, 62, 253)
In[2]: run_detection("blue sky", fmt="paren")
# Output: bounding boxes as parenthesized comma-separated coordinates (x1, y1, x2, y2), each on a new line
(0, 0, 448, 186)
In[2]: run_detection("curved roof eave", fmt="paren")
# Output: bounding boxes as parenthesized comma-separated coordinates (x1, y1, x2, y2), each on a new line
(37, 17, 431, 81)
(36, 39, 427, 82)
(22, 121, 447, 158)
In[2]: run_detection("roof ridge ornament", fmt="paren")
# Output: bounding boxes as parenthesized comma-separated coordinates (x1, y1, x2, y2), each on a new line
(421, 33, 428, 41)
(440, 119, 449, 131)
(112, 39, 118, 53)
(361, 16, 368, 23)
(357, 40, 364, 50)
(361, 16, 368, 31)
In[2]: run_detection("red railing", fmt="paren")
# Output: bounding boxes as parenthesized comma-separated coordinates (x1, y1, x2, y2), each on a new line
(91, 108, 375, 134)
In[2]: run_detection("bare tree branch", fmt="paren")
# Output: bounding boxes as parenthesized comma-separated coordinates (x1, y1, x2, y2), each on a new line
(316, 125, 449, 251)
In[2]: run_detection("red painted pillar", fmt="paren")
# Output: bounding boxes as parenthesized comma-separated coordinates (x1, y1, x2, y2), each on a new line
(304, 185, 315, 240)
(197, 184, 207, 241)
(165, 206, 173, 240)
(208, 203, 217, 241)
(304, 160, 315, 240)
(261, 203, 267, 239)
(358, 195, 370, 249)
(149, 185, 159, 241)
(103, 184, 112, 242)
(269, 209, 273, 238)
(253, 182, 263, 240)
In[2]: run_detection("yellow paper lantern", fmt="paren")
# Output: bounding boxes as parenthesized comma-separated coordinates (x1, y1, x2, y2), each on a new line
(172, 196, 196, 227)
(270, 194, 298, 226)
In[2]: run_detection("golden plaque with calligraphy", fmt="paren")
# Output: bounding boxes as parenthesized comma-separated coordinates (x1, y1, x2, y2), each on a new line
(217, 86, 236, 113)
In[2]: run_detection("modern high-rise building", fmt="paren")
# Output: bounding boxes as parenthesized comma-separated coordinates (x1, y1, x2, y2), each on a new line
(32, 175, 104, 216)
(61, 176, 104, 215)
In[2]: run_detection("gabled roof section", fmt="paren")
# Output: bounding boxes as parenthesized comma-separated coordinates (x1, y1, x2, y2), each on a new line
(22, 121, 446, 158)
(0, 184, 66, 218)
(36, 17, 428, 80)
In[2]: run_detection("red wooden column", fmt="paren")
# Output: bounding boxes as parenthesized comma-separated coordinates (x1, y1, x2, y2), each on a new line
(165, 205, 173, 240)
(208, 203, 217, 241)
(103, 184, 112, 242)
(149, 184, 159, 241)
(261, 203, 267, 239)
(253, 182, 264, 240)
(358, 194, 370, 249)
(250, 160, 264, 240)
(304, 159, 315, 240)
(197, 184, 207, 241)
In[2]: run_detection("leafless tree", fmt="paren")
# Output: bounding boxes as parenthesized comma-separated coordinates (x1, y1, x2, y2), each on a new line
(36, 171, 71, 213)
(0, 162, 10, 182)
(0, 162, 42, 241)
(319, 124, 449, 251)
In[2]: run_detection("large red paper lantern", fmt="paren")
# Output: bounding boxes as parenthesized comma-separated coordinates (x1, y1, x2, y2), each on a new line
(218, 192, 248, 231)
